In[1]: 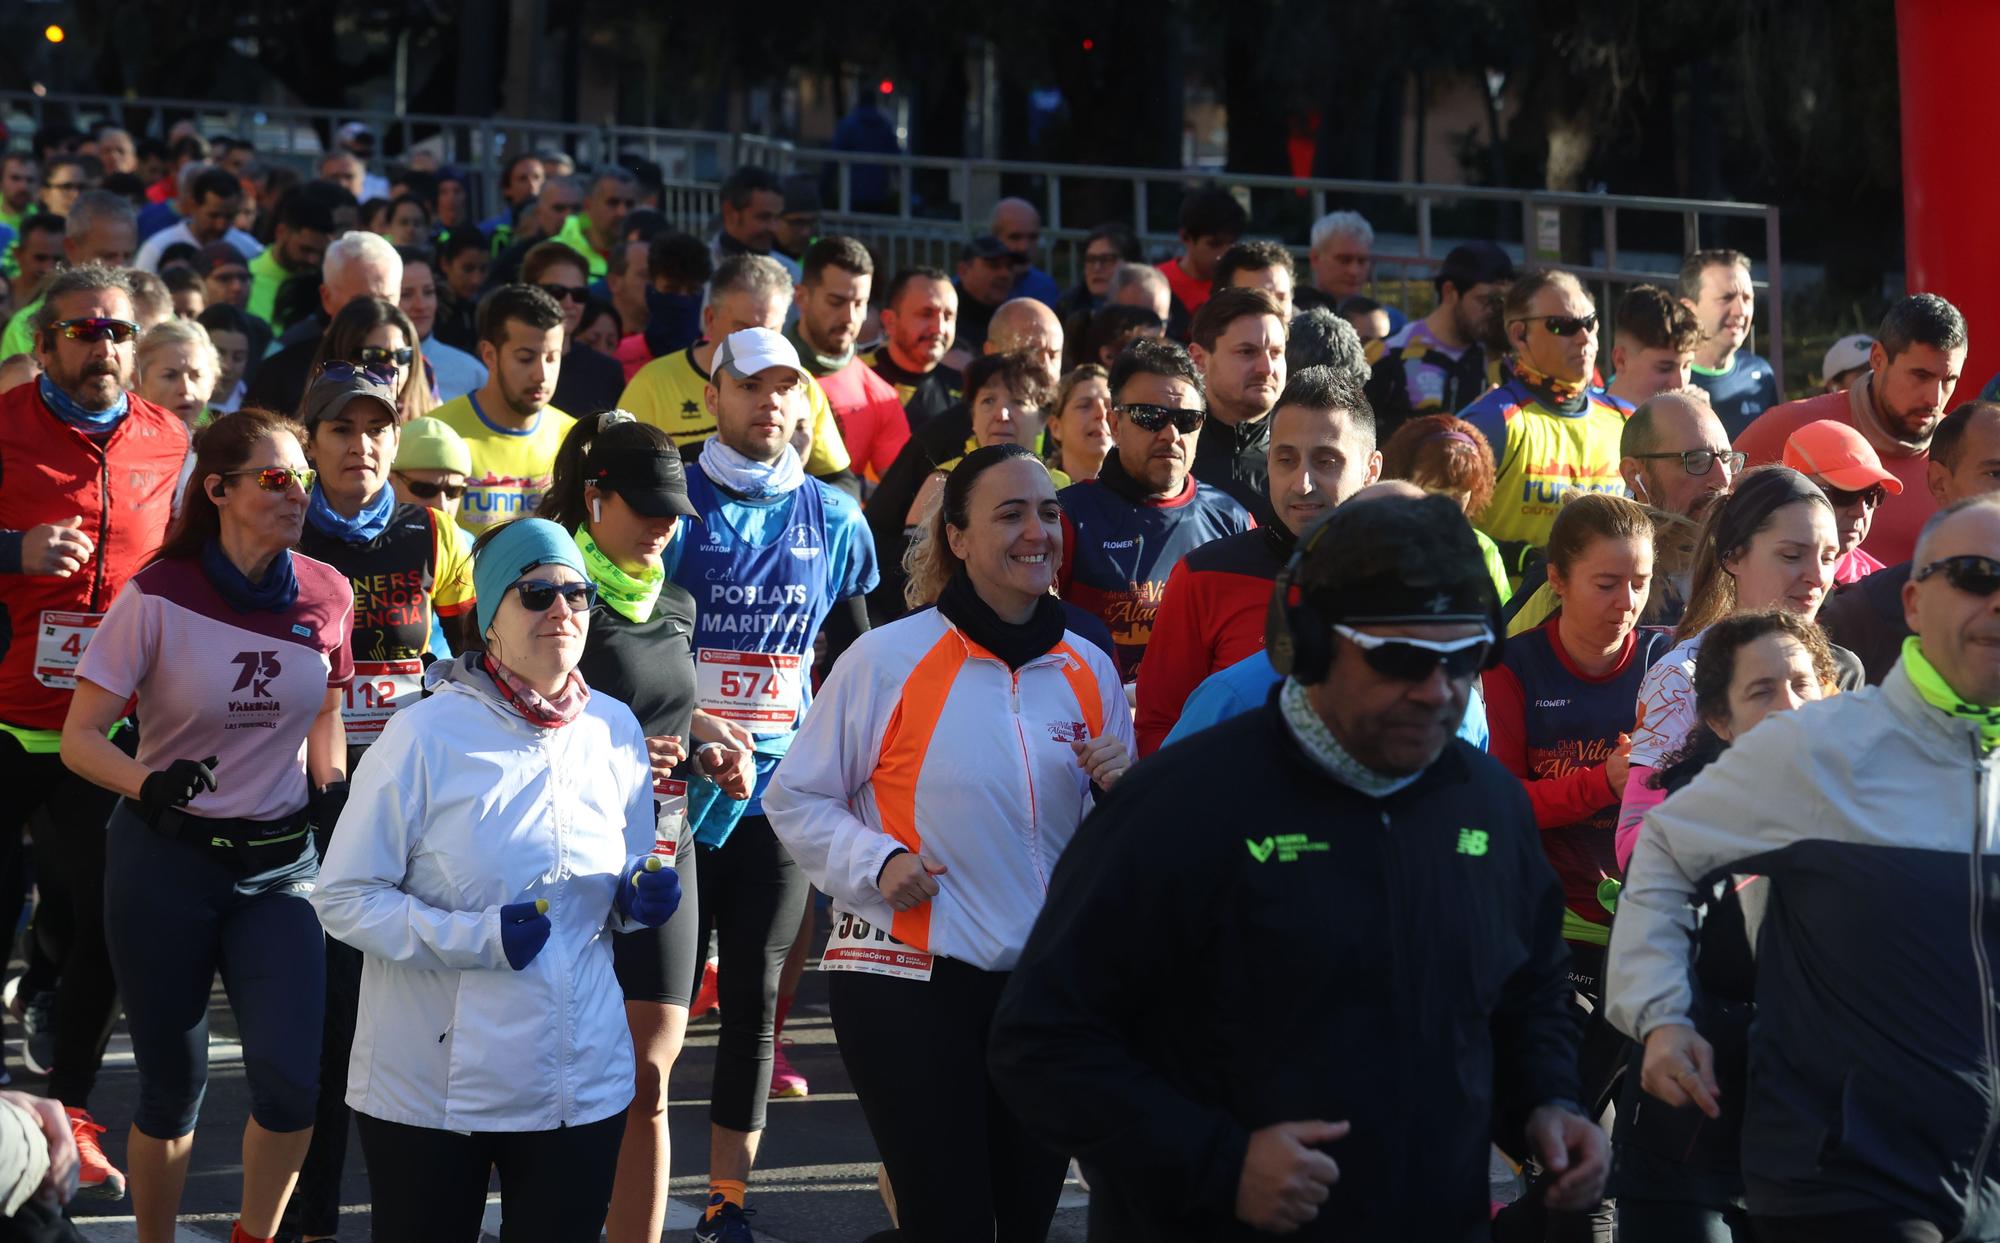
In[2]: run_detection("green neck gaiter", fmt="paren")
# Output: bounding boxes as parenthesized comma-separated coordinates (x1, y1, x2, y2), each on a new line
(1902, 635, 2000, 753)
(575, 526, 665, 624)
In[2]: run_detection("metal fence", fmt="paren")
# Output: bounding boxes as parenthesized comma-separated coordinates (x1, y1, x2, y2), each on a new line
(0, 89, 1784, 376)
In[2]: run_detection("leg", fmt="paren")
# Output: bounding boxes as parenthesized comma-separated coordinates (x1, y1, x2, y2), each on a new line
(215, 882, 325, 1235)
(1618, 1200, 1742, 1243)
(353, 1113, 492, 1243)
(494, 1111, 629, 1243)
(284, 935, 363, 1240)
(40, 769, 122, 1108)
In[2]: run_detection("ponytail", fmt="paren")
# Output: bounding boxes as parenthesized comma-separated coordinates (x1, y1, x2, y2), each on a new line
(537, 409, 676, 531)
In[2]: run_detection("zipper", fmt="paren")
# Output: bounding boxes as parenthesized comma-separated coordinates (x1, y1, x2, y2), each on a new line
(1006, 667, 1047, 891)
(88, 453, 110, 610)
(1964, 735, 2000, 1235)
(1378, 805, 1408, 1202)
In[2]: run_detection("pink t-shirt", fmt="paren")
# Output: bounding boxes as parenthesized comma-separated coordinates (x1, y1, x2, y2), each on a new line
(615, 332, 654, 383)
(816, 359, 911, 480)
(78, 554, 354, 821)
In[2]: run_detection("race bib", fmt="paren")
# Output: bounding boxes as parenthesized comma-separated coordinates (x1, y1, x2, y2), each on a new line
(340, 659, 424, 746)
(696, 649, 803, 732)
(821, 908, 933, 981)
(652, 776, 687, 858)
(34, 611, 102, 690)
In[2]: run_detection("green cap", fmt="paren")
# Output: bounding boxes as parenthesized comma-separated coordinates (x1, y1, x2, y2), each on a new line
(395, 416, 472, 476)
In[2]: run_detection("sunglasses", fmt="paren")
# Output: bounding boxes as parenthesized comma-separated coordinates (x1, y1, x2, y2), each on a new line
(1117, 402, 1206, 434)
(52, 317, 140, 344)
(539, 283, 589, 304)
(315, 360, 402, 389)
(357, 345, 415, 369)
(1822, 483, 1888, 510)
(1333, 623, 1491, 681)
(222, 466, 316, 493)
(1916, 555, 2000, 598)
(1630, 448, 1748, 478)
(397, 476, 466, 500)
(511, 579, 598, 613)
(1510, 312, 1599, 337)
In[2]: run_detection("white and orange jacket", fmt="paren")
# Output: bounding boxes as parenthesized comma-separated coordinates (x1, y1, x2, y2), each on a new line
(765, 606, 1132, 972)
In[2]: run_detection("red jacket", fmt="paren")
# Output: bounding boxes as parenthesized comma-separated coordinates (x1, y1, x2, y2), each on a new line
(1133, 527, 1288, 755)
(0, 386, 187, 731)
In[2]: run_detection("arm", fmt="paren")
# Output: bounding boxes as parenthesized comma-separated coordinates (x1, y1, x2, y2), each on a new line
(1614, 766, 1664, 872)
(1133, 559, 1212, 757)
(306, 686, 347, 787)
(60, 679, 151, 800)
(1488, 779, 1585, 1144)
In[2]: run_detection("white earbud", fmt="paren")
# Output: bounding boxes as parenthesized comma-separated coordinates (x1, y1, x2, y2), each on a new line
(591, 498, 603, 524)
(1633, 476, 1649, 502)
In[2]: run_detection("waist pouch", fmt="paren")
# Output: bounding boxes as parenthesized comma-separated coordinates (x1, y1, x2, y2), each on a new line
(149, 805, 312, 875)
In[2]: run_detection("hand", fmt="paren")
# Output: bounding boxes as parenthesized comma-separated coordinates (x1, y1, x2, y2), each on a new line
(876, 850, 946, 912)
(499, 899, 551, 971)
(646, 734, 687, 783)
(1604, 733, 1633, 796)
(1525, 1103, 1609, 1211)
(617, 856, 683, 927)
(1641, 1022, 1722, 1118)
(0, 1091, 77, 1206)
(1072, 734, 1131, 789)
(20, 516, 92, 578)
(698, 744, 757, 801)
(138, 756, 218, 816)
(691, 710, 757, 753)
(1234, 1120, 1347, 1233)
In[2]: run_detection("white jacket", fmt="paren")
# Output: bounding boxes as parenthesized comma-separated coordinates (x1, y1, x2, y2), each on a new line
(312, 657, 655, 1132)
(764, 608, 1132, 971)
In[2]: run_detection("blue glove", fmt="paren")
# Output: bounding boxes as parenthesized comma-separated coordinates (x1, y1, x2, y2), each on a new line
(616, 856, 682, 928)
(499, 899, 551, 970)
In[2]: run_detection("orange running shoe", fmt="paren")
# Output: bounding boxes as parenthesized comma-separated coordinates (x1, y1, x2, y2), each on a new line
(66, 1107, 125, 1200)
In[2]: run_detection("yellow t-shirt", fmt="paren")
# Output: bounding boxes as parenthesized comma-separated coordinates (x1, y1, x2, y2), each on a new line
(1464, 381, 1628, 551)
(432, 393, 576, 538)
(618, 342, 852, 478)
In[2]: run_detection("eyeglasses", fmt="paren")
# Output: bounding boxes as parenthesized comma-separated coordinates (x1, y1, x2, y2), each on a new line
(1332, 624, 1492, 681)
(539, 283, 589, 304)
(1628, 448, 1748, 477)
(357, 345, 415, 369)
(1510, 312, 1599, 337)
(314, 360, 401, 389)
(510, 579, 598, 613)
(1082, 251, 1122, 268)
(1915, 555, 2000, 598)
(396, 475, 466, 500)
(221, 466, 316, 493)
(1116, 402, 1206, 434)
(1822, 483, 1888, 510)
(51, 317, 139, 344)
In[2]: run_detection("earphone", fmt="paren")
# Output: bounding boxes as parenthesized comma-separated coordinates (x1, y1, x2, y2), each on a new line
(591, 498, 603, 524)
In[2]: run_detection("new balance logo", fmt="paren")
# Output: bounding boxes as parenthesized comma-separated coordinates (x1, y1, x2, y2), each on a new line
(1456, 828, 1489, 857)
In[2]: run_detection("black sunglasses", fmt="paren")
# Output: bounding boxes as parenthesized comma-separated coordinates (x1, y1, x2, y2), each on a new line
(1116, 402, 1205, 434)
(1629, 448, 1748, 477)
(397, 476, 466, 501)
(315, 360, 402, 389)
(52, 317, 140, 344)
(1916, 555, 2000, 598)
(1510, 312, 1599, 337)
(358, 345, 415, 369)
(1334, 624, 1491, 681)
(1822, 483, 1888, 510)
(539, 283, 589, 304)
(510, 579, 598, 613)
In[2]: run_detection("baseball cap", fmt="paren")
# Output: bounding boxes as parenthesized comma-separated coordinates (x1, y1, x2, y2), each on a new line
(194, 241, 248, 276)
(335, 121, 375, 149)
(1296, 493, 1499, 626)
(1434, 242, 1514, 293)
(711, 327, 812, 385)
(1782, 419, 1903, 495)
(1820, 334, 1874, 387)
(301, 365, 398, 430)
(583, 415, 700, 520)
(394, 416, 472, 476)
(963, 235, 1023, 264)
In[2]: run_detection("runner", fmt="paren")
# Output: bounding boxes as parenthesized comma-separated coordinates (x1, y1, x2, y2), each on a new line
(1603, 284, 1699, 413)
(905, 351, 1061, 527)
(1362, 241, 1513, 440)
(1043, 363, 1113, 484)
(1378, 413, 1510, 604)
(1678, 250, 1778, 438)
(1606, 610, 1839, 1243)
(299, 295, 432, 421)
(664, 327, 877, 1242)
(1135, 366, 1380, 754)
(863, 267, 961, 428)
(1187, 287, 1288, 520)
(785, 237, 909, 483)
(0, 264, 188, 1201)
(522, 240, 626, 416)
(311, 517, 681, 1243)
(1780, 419, 1901, 585)
(60, 408, 350, 1243)
(431, 285, 574, 538)
(282, 366, 476, 1243)
(134, 317, 219, 432)
(535, 410, 757, 1243)
(991, 492, 1606, 1239)
(766, 442, 1132, 1243)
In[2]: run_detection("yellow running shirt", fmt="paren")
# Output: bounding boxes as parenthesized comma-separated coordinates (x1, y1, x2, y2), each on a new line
(618, 341, 852, 478)
(432, 393, 576, 538)
(1461, 376, 1628, 554)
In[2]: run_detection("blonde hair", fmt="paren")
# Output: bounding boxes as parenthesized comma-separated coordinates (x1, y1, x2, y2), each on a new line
(136, 318, 219, 383)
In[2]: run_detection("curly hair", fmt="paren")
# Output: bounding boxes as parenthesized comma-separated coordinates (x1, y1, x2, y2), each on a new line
(1649, 609, 1840, 794)
(1379, 414, 1496, 519)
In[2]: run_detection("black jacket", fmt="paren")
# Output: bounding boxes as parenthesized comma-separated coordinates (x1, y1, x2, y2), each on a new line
(1190, 411, 1272, 526)
(1816, 560, 1911, 685)
(989, 698, 1581, 1242)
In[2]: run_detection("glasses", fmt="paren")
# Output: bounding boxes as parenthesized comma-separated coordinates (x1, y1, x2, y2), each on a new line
(51, 317, 139, 344)
(539, 283, 589, 304)
(357, 345, 415, 369)
(396, 475, 466, 501)
(314, 360, 401, 388)
(1510, 312, 1599, 337)
(222, 466, 316, 493)
(1116, 402, 1206, 434)
(1822, 482, 1888, 510)
(1916, 555, 2000, 597)
(1333, 624, 1491, 680)
(1083, 251, 1122, 268)
(1629, 448, 1747, 477)
(511, 579, 598, 613)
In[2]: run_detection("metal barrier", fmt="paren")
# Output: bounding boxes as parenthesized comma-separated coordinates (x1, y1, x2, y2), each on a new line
(0, 89, 1785, 377)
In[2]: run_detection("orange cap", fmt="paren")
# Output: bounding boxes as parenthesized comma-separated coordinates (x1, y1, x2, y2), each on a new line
(1782, 419, 1903, 495)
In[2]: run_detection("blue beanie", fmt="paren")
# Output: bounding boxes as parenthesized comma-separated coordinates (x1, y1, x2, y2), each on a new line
(473, 518, 589, 638)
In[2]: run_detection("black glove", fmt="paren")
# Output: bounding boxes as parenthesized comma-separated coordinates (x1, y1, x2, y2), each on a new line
(310, 780, 350, 856)
(138, 756, 218, 816)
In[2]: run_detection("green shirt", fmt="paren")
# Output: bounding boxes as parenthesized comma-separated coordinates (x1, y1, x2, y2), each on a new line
(551, 214, 609, 279)
(247, 246, 292, 329)
(1, 295, 42, 360)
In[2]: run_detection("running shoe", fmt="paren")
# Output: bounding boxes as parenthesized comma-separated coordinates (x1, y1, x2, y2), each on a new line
(67, 1107, 125, 1200)
(768, 1042, 808, 1098)
(19, 989, 55, 1078)
(689, 959, 720, 1020)
(692, 1202, 757, 1243)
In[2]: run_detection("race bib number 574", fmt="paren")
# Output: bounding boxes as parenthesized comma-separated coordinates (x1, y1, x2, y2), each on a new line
(696, 648, 802, 731)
